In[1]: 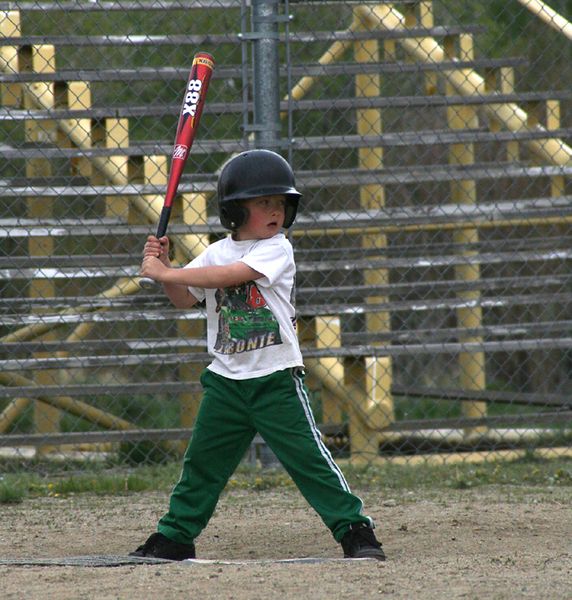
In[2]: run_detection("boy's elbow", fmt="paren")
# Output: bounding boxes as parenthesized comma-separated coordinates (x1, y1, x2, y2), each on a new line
(176, 297, 198, 309)
(167, 287, 198, 309)
(181, 291, 199, 308)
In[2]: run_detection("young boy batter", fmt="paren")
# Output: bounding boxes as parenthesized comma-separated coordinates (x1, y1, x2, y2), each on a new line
(133, 149, 385, 561)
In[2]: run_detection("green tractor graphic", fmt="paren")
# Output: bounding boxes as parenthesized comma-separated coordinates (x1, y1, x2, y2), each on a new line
(214, 282, 282, 354)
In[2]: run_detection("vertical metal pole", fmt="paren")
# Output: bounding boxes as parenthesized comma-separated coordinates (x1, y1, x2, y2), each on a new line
(240, 0, 250, 148)
(283, 0, 294, 165)
(252, 0, 280, 151)
(251, 0, 283, 467)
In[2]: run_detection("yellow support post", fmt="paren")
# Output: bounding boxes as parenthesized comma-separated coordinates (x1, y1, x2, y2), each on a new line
(418, 1, 438, 94)
(177, 192, 210, 259)
(22, 44, 61, 448)
(52, 81, 94, 394)
(545, 100, 565, 197)
(364, 356, 393, 431)
(486, 66, 520, 162)
(444, 34, 487, 438)
(315, 316, 345, 425)
(0, 11, 26, 431)
(140, 155, 169, 224)
(350, 7, 394, 461)
(57, 81, 93, 177)
(344, 355, 394, 465)
(500, 68, 519, 162)
(91, 117, 130, 219)
(0, 10, 21, 106)
(382, 2, 397, 64)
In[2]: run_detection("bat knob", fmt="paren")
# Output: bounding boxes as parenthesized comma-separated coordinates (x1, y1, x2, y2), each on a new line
(139, 277, 161, 290)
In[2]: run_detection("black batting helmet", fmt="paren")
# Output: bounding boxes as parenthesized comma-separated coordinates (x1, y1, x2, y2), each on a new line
(217, 149, 302, 230)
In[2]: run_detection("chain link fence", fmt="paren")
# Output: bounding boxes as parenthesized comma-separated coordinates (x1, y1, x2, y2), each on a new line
(1, 0, 571, 475)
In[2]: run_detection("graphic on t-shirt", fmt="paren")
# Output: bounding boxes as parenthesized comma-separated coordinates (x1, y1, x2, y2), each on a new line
(213, 282, 282, 355)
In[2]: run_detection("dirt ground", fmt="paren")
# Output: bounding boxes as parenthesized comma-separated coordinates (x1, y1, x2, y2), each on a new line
(0, 484, 570, 600)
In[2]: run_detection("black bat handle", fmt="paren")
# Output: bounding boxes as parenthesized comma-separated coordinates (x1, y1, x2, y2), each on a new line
(139, 205, 173, 290)
(155, 205, 172, 238)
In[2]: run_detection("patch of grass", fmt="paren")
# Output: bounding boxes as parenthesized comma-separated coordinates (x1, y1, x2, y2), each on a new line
(227, 467, 296, 491)
(0, 478, 26, 504)
(47, 474, 152, 496)
(1, 456, 569, 503)
(0, 462, 183, 503)
(339, 456, 572, 492)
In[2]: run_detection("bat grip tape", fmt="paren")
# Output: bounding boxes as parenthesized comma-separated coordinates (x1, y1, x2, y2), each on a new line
(155, 205, 172, 238)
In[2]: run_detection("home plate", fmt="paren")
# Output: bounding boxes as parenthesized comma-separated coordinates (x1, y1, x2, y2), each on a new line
(0, 556, 377, 567)
(184, 558, 375, 565)
(0, 556, 172, 567)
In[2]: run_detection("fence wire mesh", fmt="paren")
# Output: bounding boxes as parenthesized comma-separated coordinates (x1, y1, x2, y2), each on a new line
(1, 0, 571, 474)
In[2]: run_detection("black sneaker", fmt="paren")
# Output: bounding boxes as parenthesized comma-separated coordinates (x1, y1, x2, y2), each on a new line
(129, 532, 196, 561)
(341, 523, 386, 561)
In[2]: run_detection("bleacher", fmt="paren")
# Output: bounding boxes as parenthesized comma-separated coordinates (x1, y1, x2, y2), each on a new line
(1, 0, 571, 463)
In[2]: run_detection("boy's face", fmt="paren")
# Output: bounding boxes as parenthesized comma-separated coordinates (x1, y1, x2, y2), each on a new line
(236, 195, 286, 240)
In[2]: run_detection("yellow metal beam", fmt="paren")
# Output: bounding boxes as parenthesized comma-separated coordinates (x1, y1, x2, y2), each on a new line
(0, 372, 137, 432)
(517, 0, 572, 41)
(356, 3, 572, 166)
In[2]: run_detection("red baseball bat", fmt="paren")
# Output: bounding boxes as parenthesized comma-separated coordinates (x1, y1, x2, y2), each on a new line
(140, 51, 214, 289)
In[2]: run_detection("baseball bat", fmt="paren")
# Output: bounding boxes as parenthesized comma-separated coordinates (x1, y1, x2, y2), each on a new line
(139, 51, 215, 290)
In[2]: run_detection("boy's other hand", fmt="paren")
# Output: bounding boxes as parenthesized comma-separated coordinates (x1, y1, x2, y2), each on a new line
(143, 235, 170, 266)
(141, 255, 168, 282)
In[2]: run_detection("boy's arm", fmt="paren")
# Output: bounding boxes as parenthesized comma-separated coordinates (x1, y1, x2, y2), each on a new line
(141, 255, 263, 290)
(162, 281, 199, 309)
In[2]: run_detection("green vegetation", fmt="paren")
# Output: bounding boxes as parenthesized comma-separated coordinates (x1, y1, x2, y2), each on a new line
(0, 463, 176, 504)
(0, 477, 27, 504)
(1, 455, 570, 504)
(343, 454, 572, 491)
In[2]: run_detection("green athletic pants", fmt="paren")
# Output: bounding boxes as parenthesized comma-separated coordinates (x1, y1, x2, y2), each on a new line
(158, 367, 371, 544)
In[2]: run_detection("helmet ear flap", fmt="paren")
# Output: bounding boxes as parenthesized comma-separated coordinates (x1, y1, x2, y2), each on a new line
(220, 201, 249, 230)
(283, 197, 299, 229)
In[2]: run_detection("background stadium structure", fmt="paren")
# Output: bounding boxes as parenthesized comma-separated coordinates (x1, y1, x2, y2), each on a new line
(1, 0, 571, 473)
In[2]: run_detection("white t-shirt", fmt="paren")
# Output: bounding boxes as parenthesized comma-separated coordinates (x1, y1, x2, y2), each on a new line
(185, 233, 304, 379)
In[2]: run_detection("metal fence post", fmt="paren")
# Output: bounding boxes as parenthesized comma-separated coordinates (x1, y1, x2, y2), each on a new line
(250, 0, 282, 467)
(252, 0, 281, 151)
